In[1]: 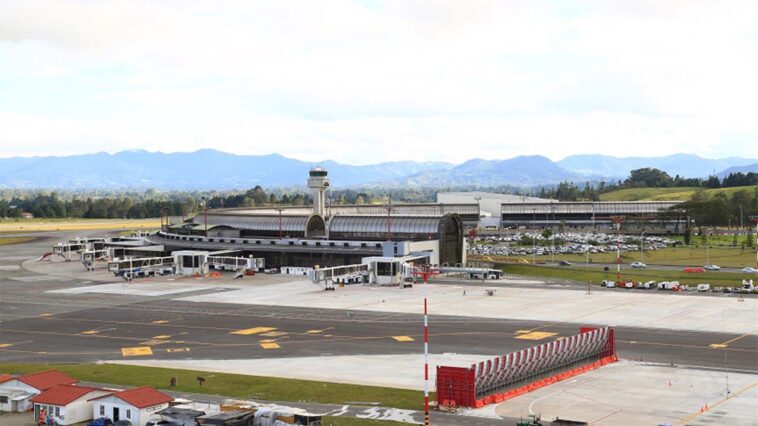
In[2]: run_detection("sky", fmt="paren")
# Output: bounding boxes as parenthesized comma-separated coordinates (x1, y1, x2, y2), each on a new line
(0, 0, 756, 164)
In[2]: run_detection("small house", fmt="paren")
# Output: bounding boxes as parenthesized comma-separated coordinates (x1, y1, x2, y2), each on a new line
(91, 386, 173, 426)
(0, 370, 78, 412)
(30, 384, 111, 425)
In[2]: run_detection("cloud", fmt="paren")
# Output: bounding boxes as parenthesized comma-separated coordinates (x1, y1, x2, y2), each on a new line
(0, 0, 755, 163)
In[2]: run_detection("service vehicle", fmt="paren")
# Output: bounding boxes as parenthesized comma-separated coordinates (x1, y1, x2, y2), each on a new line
(601, 280, 616, 288)
(697, 283, 711, 292)
(704, 265, 721, 271)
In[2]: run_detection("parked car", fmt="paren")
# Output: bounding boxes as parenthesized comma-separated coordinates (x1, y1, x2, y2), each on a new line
(88, 419, 113, 426)
(704, 265, 721, 271)
(630, 262, 646, 268)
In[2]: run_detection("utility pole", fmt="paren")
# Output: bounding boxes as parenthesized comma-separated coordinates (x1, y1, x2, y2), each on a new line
(412, 265, 439, 426)
(385, 196, 393, 241)
(640, 231, 645, 263)
(611, 216, 624, 282)
(706, 232, 711, 265)
(202, 197, 208, 237)
(277, 208, 284, 238)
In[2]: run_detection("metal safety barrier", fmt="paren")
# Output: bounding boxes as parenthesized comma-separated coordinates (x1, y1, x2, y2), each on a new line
(437, 327, 617, 408)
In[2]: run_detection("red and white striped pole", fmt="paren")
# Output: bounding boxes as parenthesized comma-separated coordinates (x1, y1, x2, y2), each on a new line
(423, 271, 430, 426)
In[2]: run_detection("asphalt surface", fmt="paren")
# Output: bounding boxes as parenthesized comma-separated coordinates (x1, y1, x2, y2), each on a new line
(1, 231, 756, 374)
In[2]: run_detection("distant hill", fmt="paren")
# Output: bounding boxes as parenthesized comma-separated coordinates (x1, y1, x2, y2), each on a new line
(395, 155, 584, 187)
(717, 163, 758, 177)
(0, 150, 453, 190)
(599, 185, 758, 201)
(2, 150, 756, 190)
(558, 154, 757, 179)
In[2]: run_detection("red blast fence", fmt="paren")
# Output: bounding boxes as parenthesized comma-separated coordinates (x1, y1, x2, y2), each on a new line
(437, 326, 617, 408)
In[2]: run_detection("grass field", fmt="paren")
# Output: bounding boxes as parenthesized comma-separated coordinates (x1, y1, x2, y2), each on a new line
(599, 184, 758, 201)
(0, 363, 424, 411)
(473, 245, 756, 268)
(0, 218, 160, 233)
(0, 236, 35, 245)
(498, 263, 750, 287)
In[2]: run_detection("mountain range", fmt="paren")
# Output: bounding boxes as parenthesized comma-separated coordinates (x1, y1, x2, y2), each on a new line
(0, 150, 755, 190)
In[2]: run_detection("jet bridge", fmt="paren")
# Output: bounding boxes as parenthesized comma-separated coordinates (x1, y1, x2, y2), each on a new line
(310, 263, 370, 285)
(108, 256, 174, 279)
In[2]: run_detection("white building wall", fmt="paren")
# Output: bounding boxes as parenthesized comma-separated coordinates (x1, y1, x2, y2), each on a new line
(407, 240, 439, 265)
(0, 380, 40, 412)
(93, 396, 168, 426)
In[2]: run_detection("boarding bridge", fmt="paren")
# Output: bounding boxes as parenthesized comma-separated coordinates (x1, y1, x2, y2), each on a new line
(438, 266, 503, 280)
(107, 256, 174, 279)
(207, 256, 265, 272)
(310, 263, 369, 285)
(53, 238, 106, 262)
(80, 249, 110, 271)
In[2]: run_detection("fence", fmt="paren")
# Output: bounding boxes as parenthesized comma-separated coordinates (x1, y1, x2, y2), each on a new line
(437, 327, 617, 408)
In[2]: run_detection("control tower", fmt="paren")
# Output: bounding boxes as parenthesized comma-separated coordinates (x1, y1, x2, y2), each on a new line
(307, 167, 329, 217)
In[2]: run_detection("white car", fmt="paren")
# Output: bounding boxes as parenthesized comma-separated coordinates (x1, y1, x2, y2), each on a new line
(630, 262, 646, 268)
(704, 265, 721, 271)
(741, 267, 758, 273)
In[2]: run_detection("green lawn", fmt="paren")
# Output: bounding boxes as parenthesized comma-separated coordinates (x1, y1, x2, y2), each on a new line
(0, 363, 424, 411)
(0, 236, 35, 245)
(499, 264, 749, 287)
(473, 246, 756, 269)
(599, 185, 758, 201)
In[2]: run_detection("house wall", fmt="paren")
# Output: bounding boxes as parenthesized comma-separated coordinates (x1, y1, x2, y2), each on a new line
(0, 380, 40, 412)
(93, 396, 168, 426)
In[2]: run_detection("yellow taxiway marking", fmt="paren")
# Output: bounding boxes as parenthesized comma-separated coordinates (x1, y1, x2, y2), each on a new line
(259, 331, 288, 337)
(260, 342, 280, 349)
(0, 343, 14, 348)
(152, 320, 170, 324)
(39, 313, 54, 317)
(121, 346, 153, 357)
(515, 331, 557, 340)
(392, 336, 415, 342)
(678, 380, 758, 424)
(712, 328, 758, 348)
(153, 335, 172, 339)
(231, 327, 276, 336)
(165, 348, 191, 353)
(80, 330, 99, 335)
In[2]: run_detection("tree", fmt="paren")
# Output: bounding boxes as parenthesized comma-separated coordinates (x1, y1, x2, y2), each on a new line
(625, 168, 672, 188)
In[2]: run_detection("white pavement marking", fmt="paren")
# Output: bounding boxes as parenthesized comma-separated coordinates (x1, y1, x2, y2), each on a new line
(356, 407, 417, 423)
(0, 265, 21, 271)
(12, 275, 71, 282)
(48, 282, 218, 297)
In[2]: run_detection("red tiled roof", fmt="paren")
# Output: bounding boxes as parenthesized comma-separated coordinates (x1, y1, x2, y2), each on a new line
(0, 374, 14, 384)
(17, 370, 78, 391)
(93, 386, 173, 409)
(30, 384, 107, 406)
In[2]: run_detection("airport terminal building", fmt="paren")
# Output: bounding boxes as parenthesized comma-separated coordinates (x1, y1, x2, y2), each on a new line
(149, 170, 684, 270)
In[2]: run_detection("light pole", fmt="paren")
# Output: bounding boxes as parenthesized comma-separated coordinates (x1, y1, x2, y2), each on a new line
(277, 208, 283, 239)
(706, 233, 711, 266)
(611, 216, 624, 282)
(640, 231, 645, 264)
(474, 196, 482, 230)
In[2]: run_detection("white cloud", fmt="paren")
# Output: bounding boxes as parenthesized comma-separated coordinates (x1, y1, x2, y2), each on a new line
(0, 0, 756, 163)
